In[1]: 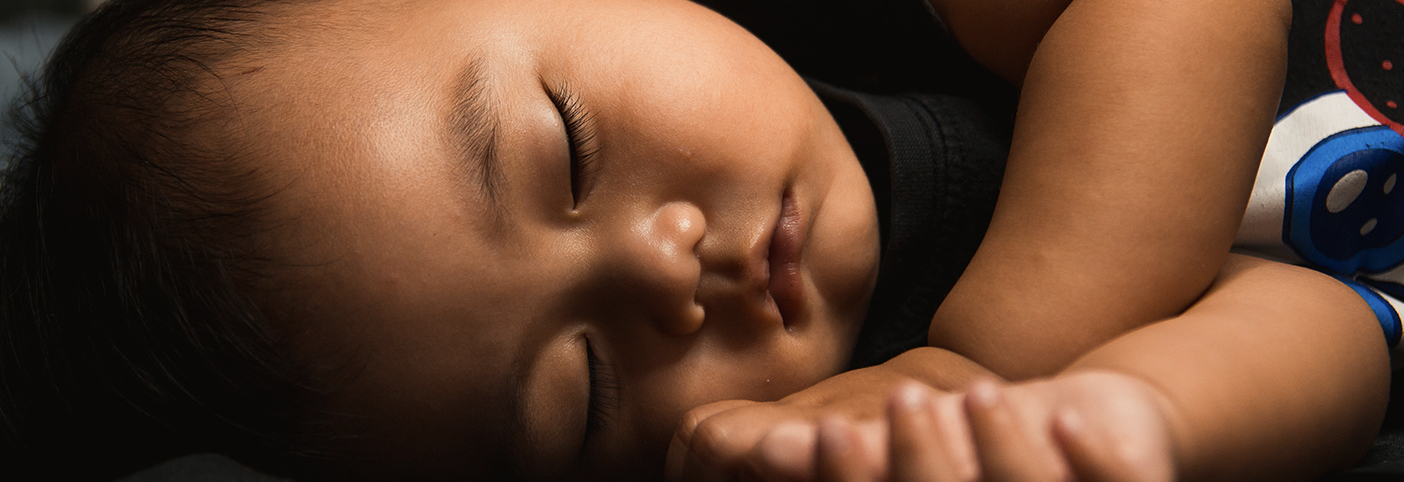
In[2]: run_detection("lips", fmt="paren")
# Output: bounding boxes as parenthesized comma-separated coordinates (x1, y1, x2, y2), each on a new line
(766, 191, 807, 328)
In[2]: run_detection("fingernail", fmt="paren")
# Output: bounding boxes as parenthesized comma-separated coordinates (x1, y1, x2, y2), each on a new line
(893, 383, 928, 412)
(1057, 409, 1085, 436)
(967, 380, 1002, 408)
(757, 422, 817, 474)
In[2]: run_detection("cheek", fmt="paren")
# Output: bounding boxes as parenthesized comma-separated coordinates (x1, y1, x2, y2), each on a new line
(596, 62, 816, 180)
(625, 341, 836, 431)
(813, 172, 882, 318)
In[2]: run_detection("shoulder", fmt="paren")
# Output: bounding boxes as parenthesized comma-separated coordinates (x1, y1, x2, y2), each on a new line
(930, 0, 1292, 85)
(926, 0, 1074, 84)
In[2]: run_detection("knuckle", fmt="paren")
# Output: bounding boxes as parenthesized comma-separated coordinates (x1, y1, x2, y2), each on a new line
(689, 417, 740, 463)
(675, 407, 708, 440)
(675, 399, 758, 442)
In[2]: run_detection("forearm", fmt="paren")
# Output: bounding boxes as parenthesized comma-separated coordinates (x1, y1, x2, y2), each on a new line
(671, 257, 1383, 480)
(1065, 255, 1389, 480)
(931, 0, 1293, 378)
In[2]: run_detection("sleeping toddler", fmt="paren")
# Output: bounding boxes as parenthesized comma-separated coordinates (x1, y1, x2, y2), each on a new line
(0, 0, 1393, 480)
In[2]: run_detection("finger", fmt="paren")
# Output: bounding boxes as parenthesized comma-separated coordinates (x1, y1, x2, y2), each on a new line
(930, 394, 978, 481)
(964, 379, 1069, 482)
(854, 419, 890, 476)
(1054, 409, 1173, 482)
(888, 383, 959, 482)
(667, 400, 771, 482)
(737, 420, 889, 482)
(739, 422, 818, 482)
(816, 416, 882, 482)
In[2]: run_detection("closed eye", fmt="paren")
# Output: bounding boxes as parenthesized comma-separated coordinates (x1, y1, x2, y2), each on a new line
(584, 336, 618, 441)
(546, 85, 600, 208)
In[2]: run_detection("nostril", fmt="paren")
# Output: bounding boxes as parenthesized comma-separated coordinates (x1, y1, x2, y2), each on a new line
(672, 302, 706, 337)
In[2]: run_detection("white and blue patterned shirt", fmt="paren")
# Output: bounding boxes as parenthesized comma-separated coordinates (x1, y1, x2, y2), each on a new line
(1236, 0, 1404, 355)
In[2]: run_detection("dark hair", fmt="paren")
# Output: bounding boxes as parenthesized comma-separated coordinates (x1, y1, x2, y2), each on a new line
(0, 0, 322, 478)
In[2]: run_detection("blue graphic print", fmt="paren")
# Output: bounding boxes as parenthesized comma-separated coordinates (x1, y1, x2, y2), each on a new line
(1338, 276, 1404, 346)
(1285, 125, 1404, 273)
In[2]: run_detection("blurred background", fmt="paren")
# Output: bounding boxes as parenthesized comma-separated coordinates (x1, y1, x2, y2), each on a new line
(0, 0, 95, 161)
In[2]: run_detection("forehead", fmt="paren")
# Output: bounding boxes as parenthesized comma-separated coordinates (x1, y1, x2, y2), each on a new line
(227, 0, 549, 473)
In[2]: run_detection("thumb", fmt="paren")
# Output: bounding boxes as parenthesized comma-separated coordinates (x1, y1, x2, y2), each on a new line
(1054, 409, 1174, 482)
(667, 399, 770, 482)
(739, 422, 819, 482)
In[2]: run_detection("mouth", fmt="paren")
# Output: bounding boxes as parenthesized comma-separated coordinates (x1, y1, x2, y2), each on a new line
(766, 191, 807, 329)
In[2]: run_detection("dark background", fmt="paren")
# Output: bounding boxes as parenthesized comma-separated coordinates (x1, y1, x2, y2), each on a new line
(0, 0, 85, 160)
(1, 0, 85, 20)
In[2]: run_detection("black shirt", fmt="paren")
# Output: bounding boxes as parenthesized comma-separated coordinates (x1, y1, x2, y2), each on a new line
(693, 0, 1016, 368)
(812, 83, 1011, 369)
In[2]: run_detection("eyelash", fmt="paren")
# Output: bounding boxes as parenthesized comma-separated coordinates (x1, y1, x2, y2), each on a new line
(584, 337, 618, 439)
(546, 86, 601, 207)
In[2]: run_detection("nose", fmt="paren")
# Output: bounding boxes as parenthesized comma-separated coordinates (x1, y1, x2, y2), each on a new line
(611, 201, 707, 336)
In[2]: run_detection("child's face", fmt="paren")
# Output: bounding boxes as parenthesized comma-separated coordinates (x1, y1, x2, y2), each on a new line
(237, 0, 879, 478)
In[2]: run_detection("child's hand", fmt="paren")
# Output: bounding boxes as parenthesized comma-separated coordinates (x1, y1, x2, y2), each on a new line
(666, 347, 995, 481)
(665, 360, 940, 482)
(671, 370, 1175, 482)
(872, 373, 1176, 482)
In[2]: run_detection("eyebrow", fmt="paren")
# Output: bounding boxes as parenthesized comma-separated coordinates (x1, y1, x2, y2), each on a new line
(446, 58, 533, 474)
(446, 56, 506, 218)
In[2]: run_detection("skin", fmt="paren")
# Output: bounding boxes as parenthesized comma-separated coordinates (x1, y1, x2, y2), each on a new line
(668, 0, 1388, 480)
(222, 0, 880, 479)
(931, 0, 1295, 378)
(215, 0, 1386, 479)
(677, 256, 1388, 482)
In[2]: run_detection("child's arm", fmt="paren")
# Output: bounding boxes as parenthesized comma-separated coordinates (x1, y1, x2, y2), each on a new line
(1055, 255, 1389, 479)
(879, 255, 1389, 481)
(669, 255, 1389, 481)
(926, 0, 1293, 378)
